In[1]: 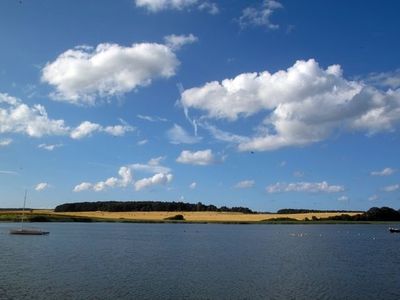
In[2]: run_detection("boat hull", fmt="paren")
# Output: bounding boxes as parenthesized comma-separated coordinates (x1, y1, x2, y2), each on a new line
(389, 228, 400, 233)
(9, 229, 49, 235)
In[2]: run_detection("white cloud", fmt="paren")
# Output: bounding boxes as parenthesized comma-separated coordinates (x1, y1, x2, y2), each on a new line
(382, 184, 399, 192)
(181, 59, 400, 151)
(35, 182, 49, 191)
(70, 121, 134, 139)
(134, 172, 173, 191)
(167, 124, 202, 144)
(365, 69, 400, 89)
(235, 180, 255, 189)
(176, 149, 215, 165)
(370, 167, 396, 176)
(239, 0, 283, 29)
(70, 121, 101, 139)
(38, 143, 62, 151)
(337, 195, 349, 201)
(73, 182, 92, 192)
(0, 93, 69, 137)
(164, 34, 198, 50)
(73, 166, 133, 192)
(189, 182, 197, 189)
(266, 181, 344, 193)
(42, 42, 179, 105)
(130, 157, 171, 174)
(135, 0, 218, 14)
(0, 138, 12, 147)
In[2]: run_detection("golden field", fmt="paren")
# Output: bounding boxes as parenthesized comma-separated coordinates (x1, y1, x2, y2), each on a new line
(26, 210, 362, 222)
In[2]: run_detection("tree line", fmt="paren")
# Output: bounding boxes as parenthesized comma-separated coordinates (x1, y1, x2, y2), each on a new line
(54, 201, 254, 214)
(323, 207, 400, 221)
(277, 208, 363, 214)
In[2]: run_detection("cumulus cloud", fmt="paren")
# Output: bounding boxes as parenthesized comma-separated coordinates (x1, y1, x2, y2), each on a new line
(234, 180, 255, 189)
(167, 124, 202, 144)
(0, 138, 12, 147)
(164, 34, 198, 50)
(137, 139, 148, 145)
(176, 149, 215, 165)
(42, 42, 179, 105)
(135, 0, 218, 14)
(73, 166, 133, 192)
(382, 184, 399, 192)
(134, 172, 173, 191)
(0, 92, 133, 140)
(73, 182, 92, 192)
(70, 121, 134, 139)
(370, 167, 396, 176)
(181, 59, 400, 151)
(266, 181, 344, 193)
(189, 182, 197, 189)
(35, 182, 49, 191)
(239, 0, 283, 29)
(365, 69, 400, 89)
(0, 93, 69, 137)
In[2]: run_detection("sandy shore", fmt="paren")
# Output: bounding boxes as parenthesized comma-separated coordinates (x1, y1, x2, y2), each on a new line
(25, 210, 361, 222)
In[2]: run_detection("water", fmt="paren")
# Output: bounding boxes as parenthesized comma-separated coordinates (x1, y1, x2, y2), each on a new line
(1, 223, 399, 299)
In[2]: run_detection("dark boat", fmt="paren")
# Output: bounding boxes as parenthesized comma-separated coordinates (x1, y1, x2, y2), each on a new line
(9, 190, 50, 236)
(389, 227, 400, 233)
(9, 228, 49, 235)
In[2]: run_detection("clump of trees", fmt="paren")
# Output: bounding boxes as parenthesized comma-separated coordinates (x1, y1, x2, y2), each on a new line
(277, 208, 363, 214)
(54, 201, 254, 214)
(164, 214, 185, 221)
(321, 207, 400, 221)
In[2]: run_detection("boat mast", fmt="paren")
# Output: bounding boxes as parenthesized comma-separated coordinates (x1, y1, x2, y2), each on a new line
(21, 189, 27, 228)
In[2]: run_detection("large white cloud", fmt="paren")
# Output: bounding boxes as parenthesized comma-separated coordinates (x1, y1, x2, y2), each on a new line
(0, 93, 69, 137)
(134, 173, 173, 191)
(266, 181, 344, 193)
(42, 42, 179, 105)
(181, 59, 400, 151)
(135, 0, 218, 14)
(176, 149, 215, 165)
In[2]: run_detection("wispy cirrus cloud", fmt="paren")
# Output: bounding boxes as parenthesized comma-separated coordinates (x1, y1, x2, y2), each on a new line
(266, 181, 344, 193)
(166, 124, 202, 144)
(370, 167, 396, 176)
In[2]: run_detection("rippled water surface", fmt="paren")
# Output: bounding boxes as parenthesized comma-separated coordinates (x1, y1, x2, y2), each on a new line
(1, 223, 400, 299)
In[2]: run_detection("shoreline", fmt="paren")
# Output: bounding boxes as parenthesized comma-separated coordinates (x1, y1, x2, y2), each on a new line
(1, 210, 398, 224)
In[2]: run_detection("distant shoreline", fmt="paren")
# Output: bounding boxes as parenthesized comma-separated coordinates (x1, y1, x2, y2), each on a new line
(1, 209, 389, 224)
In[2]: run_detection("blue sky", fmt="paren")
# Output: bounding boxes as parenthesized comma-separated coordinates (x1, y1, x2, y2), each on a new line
(1, 0, 400, 211)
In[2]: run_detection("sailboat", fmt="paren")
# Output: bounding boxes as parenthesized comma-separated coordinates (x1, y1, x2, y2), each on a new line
(9, 190, 49, 235)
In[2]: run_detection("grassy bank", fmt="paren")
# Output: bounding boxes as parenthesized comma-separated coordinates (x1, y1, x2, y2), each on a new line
(0, 209, 371, 224)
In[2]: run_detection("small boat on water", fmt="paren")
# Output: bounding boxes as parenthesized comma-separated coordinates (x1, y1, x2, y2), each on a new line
(389, 227, 400, 233)
(9, 190, 50, 236)
(9, 228, 49, 235)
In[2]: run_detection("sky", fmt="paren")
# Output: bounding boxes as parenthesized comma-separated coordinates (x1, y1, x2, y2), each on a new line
(1, 0, 400, 211)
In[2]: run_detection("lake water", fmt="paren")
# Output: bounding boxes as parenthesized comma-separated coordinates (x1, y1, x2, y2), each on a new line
(1, 223, 399, 299)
